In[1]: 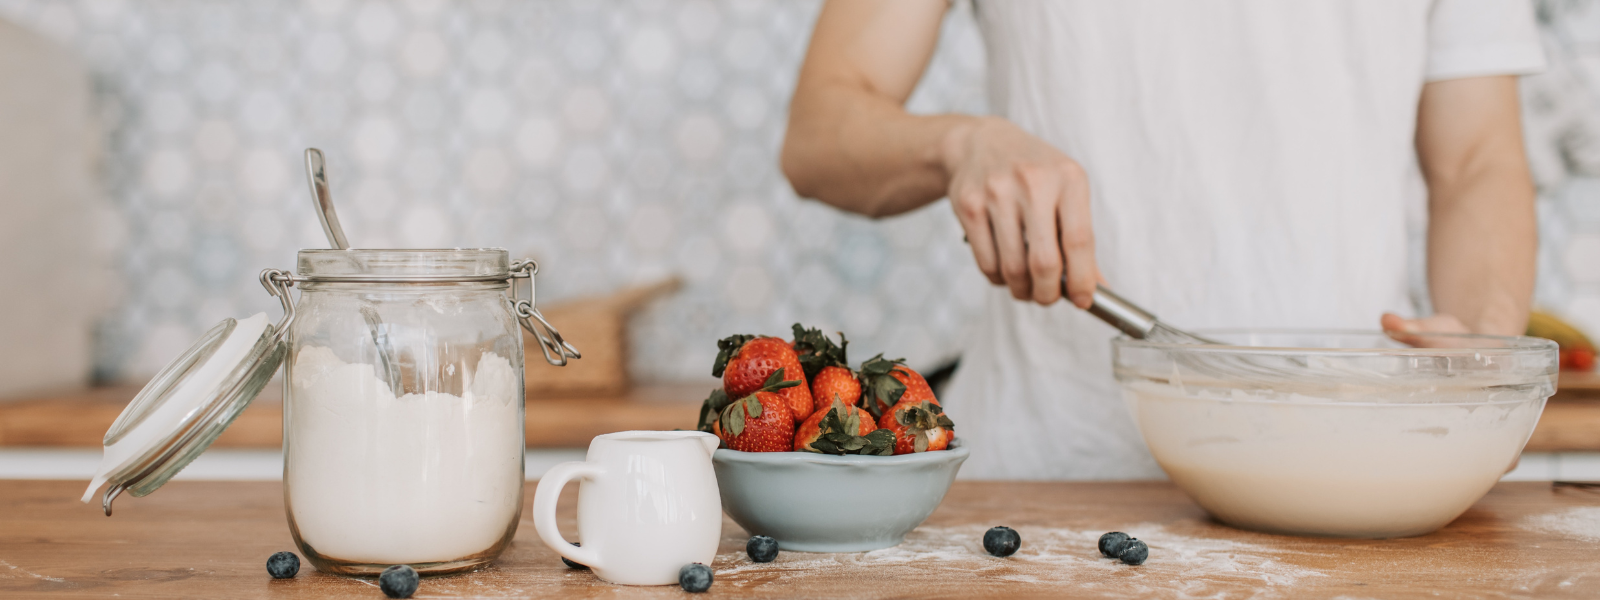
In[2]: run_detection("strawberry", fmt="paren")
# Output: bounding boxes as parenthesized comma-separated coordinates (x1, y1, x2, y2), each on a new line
(716, 370, 799, 452)
(715, 335, 814, 422)
(789, 325, 860, 413)
(892, 366, 937, 404)
(877, 400, 955, 454)
(794, 398, 892, 455)
(810, 366, 861, 412)
(859, 355, 939, 419)
(1562, 349, 1596, 372)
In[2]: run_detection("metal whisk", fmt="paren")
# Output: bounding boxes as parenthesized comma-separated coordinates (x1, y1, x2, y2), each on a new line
(1087, 285, 1326, 384)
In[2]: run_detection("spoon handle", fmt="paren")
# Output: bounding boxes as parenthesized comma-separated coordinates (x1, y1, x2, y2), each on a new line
(304, 148, 350, 250)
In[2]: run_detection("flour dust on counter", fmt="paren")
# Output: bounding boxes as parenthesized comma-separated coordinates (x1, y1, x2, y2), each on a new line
(1523, 506, 1600, 543)
(711, 523, 1325, 597)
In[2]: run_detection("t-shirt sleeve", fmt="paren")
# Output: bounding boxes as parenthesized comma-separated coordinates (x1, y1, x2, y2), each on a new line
(1425, 0, 1546, 81)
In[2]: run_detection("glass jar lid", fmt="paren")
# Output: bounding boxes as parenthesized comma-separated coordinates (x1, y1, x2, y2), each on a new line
(82, 273, 297, 515)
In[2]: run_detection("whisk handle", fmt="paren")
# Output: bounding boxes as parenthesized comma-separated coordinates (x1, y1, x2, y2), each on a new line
(1088, 285, 1158, 339)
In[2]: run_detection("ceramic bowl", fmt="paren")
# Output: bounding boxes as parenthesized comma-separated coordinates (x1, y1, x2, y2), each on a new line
(1114, 329, 1557, 539)
(712, 440, 968, 552)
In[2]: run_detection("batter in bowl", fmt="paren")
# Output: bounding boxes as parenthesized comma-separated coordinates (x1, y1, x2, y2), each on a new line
(1125, 379, 1546, 538)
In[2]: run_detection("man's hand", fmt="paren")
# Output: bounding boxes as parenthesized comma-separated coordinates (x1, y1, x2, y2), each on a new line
(781, 0, 1100, 308)
(1380, 312, 1472, 347)
(943, 118, 1100, 308)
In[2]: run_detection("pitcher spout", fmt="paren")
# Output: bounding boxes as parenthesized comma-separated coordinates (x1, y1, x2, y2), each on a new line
(696, 432, 720, 457)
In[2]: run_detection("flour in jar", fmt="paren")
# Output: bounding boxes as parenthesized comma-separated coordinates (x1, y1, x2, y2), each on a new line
(285, 346, 523, 565)
(1125, 380, 1546, 538)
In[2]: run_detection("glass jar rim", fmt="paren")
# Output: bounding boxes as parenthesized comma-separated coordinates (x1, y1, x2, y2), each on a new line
(296, 248, 512, 283)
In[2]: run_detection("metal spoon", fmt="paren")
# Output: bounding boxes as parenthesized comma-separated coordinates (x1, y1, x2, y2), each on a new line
(303, 148, 402, 394)
(304, 148, 349, 250)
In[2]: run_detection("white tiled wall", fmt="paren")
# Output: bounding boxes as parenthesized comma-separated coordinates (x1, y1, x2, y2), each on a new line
(1525, 0, 1600, 334)
(0, 0, 1596, 385)
(0, 0, 989, 383)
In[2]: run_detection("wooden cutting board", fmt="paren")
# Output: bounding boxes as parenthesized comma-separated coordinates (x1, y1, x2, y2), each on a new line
(524, 277, 682, 399)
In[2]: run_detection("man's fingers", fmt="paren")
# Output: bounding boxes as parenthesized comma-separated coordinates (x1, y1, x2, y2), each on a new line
(986, 177, 1032, 301)
(1379, 313, 1413, 333)
(1057, 162, 1098, 309)
(1381, 312, 1475, 348)
(1019, 167, 1064, 305)
(952, 189, 1002, 285)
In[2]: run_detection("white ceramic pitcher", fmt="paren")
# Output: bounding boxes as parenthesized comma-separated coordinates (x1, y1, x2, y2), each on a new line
(532, 430, 723, 585)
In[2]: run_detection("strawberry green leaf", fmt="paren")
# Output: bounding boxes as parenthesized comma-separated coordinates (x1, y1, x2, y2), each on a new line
(758, 367, 801, 392)
(712, 334, 758, 378)
(861, 429, 895, 456)
(817, 402, 854, 438)
(896, 406, 921, 427)
(791, 324, 849, 380)
(914, 430, 929, 453)
(839, 408, 860, 433)
(858, 354, 908, 419)
(697, 388, 731, 433)
(858, 354, 906, 376)
(721, 402, 746, 437)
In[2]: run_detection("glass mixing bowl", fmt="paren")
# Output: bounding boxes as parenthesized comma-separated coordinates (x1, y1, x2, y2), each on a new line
(1113, 329, 1557, 539)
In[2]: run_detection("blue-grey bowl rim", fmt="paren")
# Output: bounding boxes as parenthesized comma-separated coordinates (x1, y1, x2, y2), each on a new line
(713, 439, 968, 466)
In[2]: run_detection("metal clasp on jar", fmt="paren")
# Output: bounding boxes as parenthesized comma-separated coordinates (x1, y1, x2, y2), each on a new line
(509, 259, 581, 366)
(259, 269, 299, 347)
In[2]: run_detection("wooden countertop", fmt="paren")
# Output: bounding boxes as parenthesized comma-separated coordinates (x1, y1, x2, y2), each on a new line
(5, 372, 1600, 451)
(0, 384, 705, 449)
(1, 480, 1597, 598)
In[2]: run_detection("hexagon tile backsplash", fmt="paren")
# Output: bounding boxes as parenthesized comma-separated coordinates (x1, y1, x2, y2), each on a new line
(0, 0, 989, 383)
(0, 0, 1595, 384)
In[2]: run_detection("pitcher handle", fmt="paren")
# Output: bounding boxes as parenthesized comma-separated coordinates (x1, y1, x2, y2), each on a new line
(532, 461, 605, 571)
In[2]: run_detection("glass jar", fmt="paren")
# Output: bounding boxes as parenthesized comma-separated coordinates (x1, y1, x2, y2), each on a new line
(274, 249, 573, 575)
(81, 247, 576, 572)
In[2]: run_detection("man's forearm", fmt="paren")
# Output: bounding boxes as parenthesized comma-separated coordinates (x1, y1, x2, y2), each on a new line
(780, 0, 976, 219)
(1425, 166, 1537, 336)
(781, 83, 977, 218)
(1417, 77, 1537, 336)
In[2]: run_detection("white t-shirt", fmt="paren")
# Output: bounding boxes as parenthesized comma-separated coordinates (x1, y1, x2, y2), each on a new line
(944, 0, 1545, 480)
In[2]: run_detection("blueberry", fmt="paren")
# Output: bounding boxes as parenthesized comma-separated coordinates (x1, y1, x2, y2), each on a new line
(1118, 538, 1149, 565)
(561, 542, 589, 569)
(1098, 531, 1131, 557)
(265, 551, 299, 579)
(983, 526, 1021, 557)
(746, 535, 779, 563)
(379, 565, 419, 599)
(679, 562, 713, 593)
